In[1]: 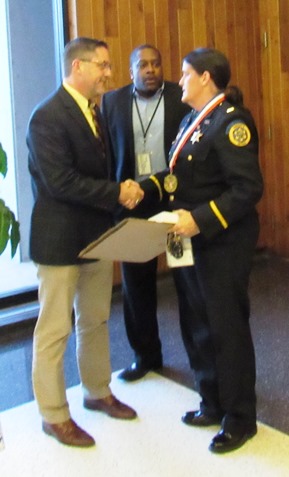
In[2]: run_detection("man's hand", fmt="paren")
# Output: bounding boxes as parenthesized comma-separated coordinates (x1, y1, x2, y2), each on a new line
(169, 209, 200, 237)
(119, 179, 144, 209)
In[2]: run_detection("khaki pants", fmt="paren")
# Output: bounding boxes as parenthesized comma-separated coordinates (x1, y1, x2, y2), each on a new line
(33, 260, 113, 423)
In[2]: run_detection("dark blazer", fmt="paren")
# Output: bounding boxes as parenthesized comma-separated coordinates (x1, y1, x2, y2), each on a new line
(27, 85, 120, 265)
(101, 81, 190, 219)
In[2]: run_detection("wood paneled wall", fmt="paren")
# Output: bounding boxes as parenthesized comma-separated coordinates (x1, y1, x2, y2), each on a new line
(67, 0, 289, 258)
(258, 0, 289, 256)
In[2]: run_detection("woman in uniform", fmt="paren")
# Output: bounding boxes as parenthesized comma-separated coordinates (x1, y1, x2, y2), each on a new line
(141, 48, 263, 453)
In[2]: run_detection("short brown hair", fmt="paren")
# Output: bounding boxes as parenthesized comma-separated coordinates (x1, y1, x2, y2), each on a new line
(63, 37, 108, 76)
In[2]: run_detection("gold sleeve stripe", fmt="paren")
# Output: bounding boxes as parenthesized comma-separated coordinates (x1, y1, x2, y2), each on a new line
(209, 200, 228, 229)
(149, 175, 163, 201)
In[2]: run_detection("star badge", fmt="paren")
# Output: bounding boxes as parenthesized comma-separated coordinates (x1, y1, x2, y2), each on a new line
(190, 129, 203, 144)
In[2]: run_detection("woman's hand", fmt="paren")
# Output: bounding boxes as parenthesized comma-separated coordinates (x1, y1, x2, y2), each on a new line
(170, 209, 200, 237)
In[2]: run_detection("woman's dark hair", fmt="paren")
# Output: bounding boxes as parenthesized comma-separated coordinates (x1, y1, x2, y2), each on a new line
(225, 84, 244, 107)
(183, 47, 231, 90)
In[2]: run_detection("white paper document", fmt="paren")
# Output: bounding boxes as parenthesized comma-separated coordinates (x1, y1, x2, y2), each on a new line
(148, 211, 179, 224)
(151, 212, 194, 267)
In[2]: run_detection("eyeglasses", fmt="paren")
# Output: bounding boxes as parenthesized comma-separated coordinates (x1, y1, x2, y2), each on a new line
(79, 59, 112, 71)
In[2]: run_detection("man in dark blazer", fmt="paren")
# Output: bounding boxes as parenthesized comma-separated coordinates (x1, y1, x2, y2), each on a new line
(102, 45, 190, 381)
(26, 37, 143, 448)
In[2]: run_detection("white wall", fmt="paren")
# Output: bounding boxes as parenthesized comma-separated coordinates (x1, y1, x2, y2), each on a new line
(0, 0, 64, 296)
(7, 0, 61, 262)
(0, 0, 18, 264)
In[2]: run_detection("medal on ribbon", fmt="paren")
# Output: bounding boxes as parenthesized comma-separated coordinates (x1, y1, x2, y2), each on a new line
(164, 173, 178, 193)
(164, 94, 225, 198)
(169, 93, 225, 171)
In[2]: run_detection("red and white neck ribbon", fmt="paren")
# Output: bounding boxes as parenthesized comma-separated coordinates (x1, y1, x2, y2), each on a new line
(169, 93, 225, 172)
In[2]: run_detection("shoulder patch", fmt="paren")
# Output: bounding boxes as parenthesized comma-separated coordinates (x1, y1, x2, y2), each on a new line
(227, 122, 251, 147)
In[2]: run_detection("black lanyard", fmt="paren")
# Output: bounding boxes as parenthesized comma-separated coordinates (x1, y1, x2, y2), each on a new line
(133, 90, 164, 142)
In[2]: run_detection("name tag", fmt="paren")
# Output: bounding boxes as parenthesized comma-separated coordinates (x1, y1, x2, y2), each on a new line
(137, 153, 151, 175)
(166, 236, 194, 268)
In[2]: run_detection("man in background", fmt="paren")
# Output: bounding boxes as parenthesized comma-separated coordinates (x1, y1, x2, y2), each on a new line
(102, 44, 190, 381)
(27, 37, 143, 448)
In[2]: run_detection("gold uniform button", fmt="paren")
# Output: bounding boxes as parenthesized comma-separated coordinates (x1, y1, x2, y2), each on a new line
(187, 155, 193, 161)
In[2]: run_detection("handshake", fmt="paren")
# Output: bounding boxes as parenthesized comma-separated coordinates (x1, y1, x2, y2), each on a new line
(118, 179, 144, 210)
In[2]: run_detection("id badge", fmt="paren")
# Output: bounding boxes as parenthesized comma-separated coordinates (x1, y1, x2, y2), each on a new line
(166, 236, 194, 268)
(137, 153, 151, 175)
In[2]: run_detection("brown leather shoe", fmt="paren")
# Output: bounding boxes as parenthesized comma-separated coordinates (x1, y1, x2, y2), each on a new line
(83, 394, 137, 420)
(42, 418, 95, 447)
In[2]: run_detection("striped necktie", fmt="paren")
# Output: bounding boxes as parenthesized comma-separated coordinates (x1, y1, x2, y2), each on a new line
(88, 101, 105, 152)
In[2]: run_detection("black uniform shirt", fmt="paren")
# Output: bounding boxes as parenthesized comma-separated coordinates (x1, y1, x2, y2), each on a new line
(142, 99, 263, 240)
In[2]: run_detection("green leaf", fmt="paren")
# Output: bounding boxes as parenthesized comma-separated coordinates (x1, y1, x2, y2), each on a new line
(0, 200, 20, 257)
(9, 211, 20, 258)
(0, 200, 10, 254)
(0, 145, 20, 258)
(0, 143, 8, 178)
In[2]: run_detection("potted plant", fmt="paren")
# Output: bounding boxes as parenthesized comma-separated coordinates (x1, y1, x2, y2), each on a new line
(0, 142, 20, 257)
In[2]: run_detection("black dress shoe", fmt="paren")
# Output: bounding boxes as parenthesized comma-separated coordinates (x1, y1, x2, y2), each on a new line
(209, 426, 257, 453)
(118, 361, 162, 382)
(182, 410, 222, 427)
